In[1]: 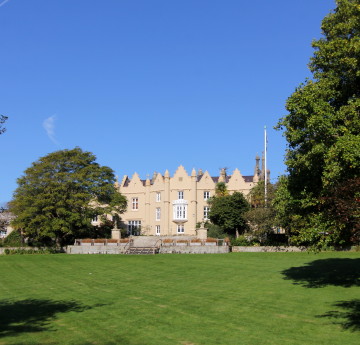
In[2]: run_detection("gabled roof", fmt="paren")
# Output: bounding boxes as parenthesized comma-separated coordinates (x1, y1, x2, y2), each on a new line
(122, 168, 254, 186)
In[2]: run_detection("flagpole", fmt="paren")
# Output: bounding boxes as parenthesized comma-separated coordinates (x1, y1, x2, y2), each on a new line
(264, 125, 267, 206)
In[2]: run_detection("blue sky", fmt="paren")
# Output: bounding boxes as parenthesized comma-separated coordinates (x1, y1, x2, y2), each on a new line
(0, 0, 336, 205)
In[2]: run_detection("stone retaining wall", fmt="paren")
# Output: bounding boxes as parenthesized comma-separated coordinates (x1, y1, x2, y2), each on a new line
(231, 246, 307, 252)
(66, 244, 230, 254)
(159, 246, 229, 254)
(67, 245, 127, 254)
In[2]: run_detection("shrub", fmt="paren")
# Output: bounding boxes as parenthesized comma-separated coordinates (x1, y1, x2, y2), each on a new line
(207, 224, 227, 239)
(3, 230, 23, 247)
(3, 247, 58, 255)
(231, 236, 251, 246)
(263, 233, 289, 246)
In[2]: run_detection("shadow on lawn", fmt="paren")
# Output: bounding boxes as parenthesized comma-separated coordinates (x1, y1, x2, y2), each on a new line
(317, 299, 360, 332)
(281, 258, 360, 288)
(0, 299, 93, 337)
(283, 258, 360, 332)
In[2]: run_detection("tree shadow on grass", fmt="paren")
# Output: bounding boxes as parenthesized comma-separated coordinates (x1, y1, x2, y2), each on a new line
(0, 299, 95, 337)
(317, 299, 360, 332)
(281, 258, 360, 288)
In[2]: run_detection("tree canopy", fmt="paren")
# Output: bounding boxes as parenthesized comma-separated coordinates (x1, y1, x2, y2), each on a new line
(276, 0, 360, 246)
(10, 148, 127, 246)
(208, 190, 250, 237)
(244, 180, 277, 240)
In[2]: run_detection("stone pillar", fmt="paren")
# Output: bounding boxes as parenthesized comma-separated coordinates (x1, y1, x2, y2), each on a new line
(164, 169, 171, 235)
(196, 222, 208, 240)
(145, 178, 151, 235)
(111, 225, 121, 240)
(190, 168, 197, 235)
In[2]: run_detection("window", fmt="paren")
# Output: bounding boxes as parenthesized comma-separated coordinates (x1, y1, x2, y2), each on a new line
(204, 206, 210, 220)
(156, 192, 161, 202)
(204, 191, 210, 200)
(174, 204, 187, 220)
(177, 224, 184, 234)
(92, 215, 98, 223)
(178, 191, 184, 199)
(156, 225, 161, 235)
(132, 197, 139, 210)
(156, 207, 161, 221)
(128, 220, 141, 235)
(172, 199, 188, 220)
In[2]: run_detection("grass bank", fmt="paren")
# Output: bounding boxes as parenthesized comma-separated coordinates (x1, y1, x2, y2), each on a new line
(0, 252, 359, 344)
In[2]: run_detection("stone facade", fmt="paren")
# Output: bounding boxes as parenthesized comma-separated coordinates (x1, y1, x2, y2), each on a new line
(0, 210, 14, 238)
(107, 156, 266, 237)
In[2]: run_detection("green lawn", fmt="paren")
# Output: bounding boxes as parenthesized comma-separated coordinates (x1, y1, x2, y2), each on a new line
(0, 252, 359, 345)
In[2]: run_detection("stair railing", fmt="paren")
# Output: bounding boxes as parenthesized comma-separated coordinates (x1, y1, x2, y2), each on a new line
(153, 238, 162, 253)
(124, 238, 133, 254)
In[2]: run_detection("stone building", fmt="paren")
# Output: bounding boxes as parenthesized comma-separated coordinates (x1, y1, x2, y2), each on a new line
(111, 156, 267, 236)
(0, 209, 15, 238)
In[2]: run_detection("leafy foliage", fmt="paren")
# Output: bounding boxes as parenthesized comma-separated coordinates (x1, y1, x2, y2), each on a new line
(196, 221, 227, 239)
(9, 148, 127, 246)
(0, 208, 7, 232)
(215, 182, 229, 197)
(321, 177, 360, 244)
(2, 230, 22, 247)
(230, 235, 259, 246)
(208, 190, 250, 237)
(0, 115, 7, 135)
(82, 219, 114, 239)
(245, 181, 277, 240)
(276, 0, 360, 246)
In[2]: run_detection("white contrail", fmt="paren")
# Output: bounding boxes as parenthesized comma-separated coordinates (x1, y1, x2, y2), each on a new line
(43, 115, 60, 146)
(0, 0, 11, 8)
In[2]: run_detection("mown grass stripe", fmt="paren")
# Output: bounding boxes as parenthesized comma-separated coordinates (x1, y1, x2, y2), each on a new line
(0, 252, 359, 344)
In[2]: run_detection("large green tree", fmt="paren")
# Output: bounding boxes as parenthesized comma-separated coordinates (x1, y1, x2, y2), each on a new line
(10, 148, 127, 246)
(276, 0, 360, 246)
(208, 190, 250, 237)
